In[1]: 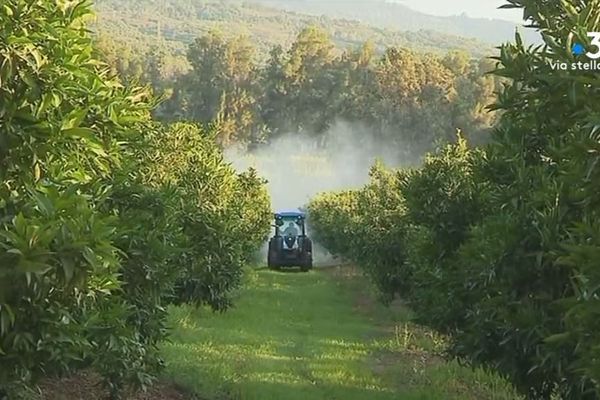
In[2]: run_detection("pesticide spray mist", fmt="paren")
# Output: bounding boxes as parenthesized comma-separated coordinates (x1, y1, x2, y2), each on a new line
(224, 120, 417, 267)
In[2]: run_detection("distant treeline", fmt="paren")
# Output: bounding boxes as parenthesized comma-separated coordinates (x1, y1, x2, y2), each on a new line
(97, 26, 502, 156)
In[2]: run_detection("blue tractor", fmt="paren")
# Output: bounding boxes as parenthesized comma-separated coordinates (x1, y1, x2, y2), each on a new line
(268, 210, 313, 271)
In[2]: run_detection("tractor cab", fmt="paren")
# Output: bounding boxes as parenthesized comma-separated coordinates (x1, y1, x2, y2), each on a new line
(275, 212, 304, 248)
(268, 211, 313, 271)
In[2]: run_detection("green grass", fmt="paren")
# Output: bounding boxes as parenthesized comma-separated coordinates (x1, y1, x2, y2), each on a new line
(160, 266, 521, 400)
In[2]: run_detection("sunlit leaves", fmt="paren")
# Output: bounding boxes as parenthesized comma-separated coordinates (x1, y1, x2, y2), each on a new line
(0, 0, 158, 396)
(309, 162, 410, 303)
(144, 123, 271, 309)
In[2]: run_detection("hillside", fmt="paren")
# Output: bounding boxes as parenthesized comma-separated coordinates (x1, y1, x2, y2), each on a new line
(253, 0, 540, 45)
(92, 0, 493, 59)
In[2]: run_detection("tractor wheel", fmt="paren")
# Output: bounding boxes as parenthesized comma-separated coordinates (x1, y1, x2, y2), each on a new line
(300, 257, 313, 272)
(268, 253, 280, 270)
(267, 240, 278, 270)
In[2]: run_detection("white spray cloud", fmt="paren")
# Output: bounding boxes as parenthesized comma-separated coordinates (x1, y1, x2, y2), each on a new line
(225, 120, 414, 211)
(225, 120, 419, 267)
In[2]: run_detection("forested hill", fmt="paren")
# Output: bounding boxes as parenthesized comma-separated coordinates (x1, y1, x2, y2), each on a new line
(92, 0, 492, 59)
(253, 0, 540, 45)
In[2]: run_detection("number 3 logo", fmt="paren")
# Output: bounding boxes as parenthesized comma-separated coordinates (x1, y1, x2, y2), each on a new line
(587, 32, 600, 59)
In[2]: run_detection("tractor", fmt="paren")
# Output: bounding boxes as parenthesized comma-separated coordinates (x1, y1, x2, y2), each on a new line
(267, 210, 313, 271)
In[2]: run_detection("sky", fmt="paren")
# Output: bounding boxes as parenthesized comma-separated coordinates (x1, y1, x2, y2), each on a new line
(394, 0, 524, 22)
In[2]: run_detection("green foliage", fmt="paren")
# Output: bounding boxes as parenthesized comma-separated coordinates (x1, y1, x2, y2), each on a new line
(166, 26, 500, 153)
(168, 33, 260, 146)
(94, 35, 188, 93)
(1, 0, 147, 395)
(145, 123, 271, 309)
(309, 139, 485, 311)
(0, 1, 270, 398)
(402, 136, 488, 257)
(247, 0, 539, 45)
(309, 1, 600, 398)
(394, 137, 490, 333)
(309, 163, 410, 302)
(90, 1, 503, 154)
(90, 0, 503, 154)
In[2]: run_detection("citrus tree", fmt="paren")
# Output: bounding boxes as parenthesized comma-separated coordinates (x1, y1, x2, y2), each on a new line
(0, 1, 271, 398)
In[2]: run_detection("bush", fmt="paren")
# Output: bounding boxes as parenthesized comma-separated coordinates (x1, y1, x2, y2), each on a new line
(309, 162, 410, 302)
(0, 0, 152, 395)
(145, 123, 271, 310)
(398, 136, 490, 332)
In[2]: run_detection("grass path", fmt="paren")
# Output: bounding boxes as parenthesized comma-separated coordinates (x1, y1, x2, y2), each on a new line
(161, 266, 520, 400)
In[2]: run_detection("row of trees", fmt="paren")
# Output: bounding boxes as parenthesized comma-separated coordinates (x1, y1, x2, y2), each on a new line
(0, 1, 270, 398)
(164, 27, 500, 154)
(96, 26, 501, 156)
(93, 34, 188, 94)
(309, 0, 600, 398)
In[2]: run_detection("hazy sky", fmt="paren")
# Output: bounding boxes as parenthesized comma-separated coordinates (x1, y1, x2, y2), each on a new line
(395, 0, 523, 22)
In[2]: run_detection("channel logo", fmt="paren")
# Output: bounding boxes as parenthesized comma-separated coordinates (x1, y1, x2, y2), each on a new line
(550, 32, 600, 71)
(572, 43, 586, 56)
(572, 32, 600, 59)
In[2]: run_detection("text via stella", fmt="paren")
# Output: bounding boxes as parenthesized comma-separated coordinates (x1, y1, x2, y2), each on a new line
(550, 32, 600, 71)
